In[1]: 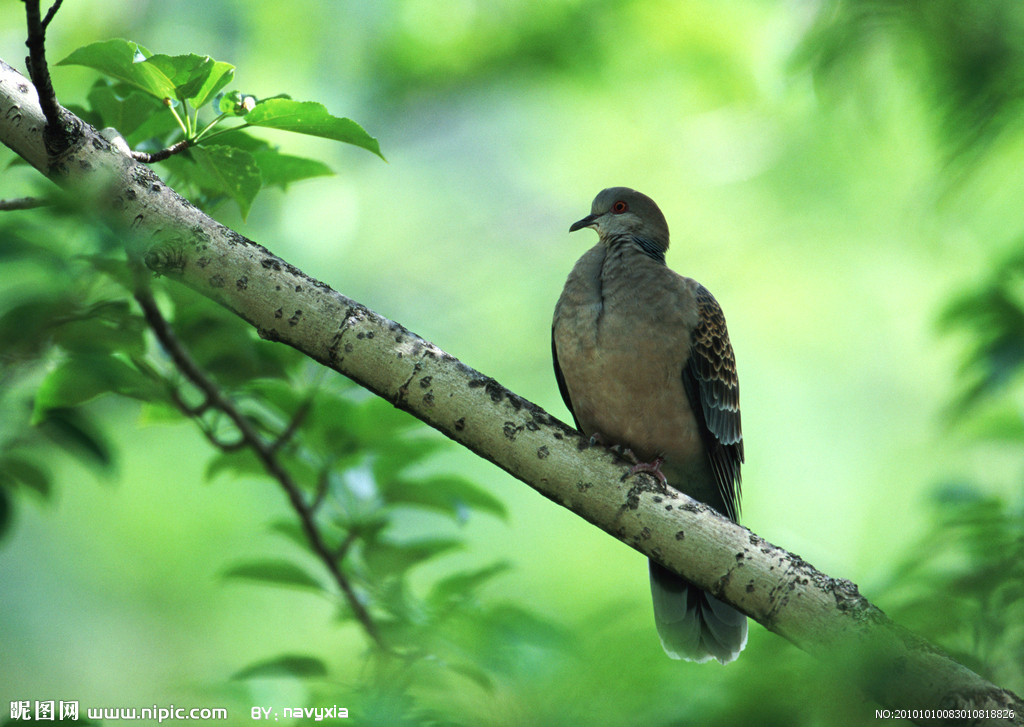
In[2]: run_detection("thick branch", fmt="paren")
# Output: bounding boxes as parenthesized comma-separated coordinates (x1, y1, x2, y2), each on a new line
(0, 58, 1020, 725)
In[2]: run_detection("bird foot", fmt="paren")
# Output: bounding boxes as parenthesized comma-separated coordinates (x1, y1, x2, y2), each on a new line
(628, 456, 668, 488)
(588, 432, 634, 461)
(589, 432, 669, 487)
(588, 432, 610, 448)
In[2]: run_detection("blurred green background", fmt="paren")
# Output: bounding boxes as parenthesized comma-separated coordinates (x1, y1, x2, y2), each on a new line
(1, 1, 1022, 725)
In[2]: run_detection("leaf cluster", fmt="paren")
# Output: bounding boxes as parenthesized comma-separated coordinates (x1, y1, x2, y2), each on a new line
(939, 246, 1024, 416)
(59, 39, 382, 218)
(872, 244, 1024, 694)
(796, 0, 1024, 161)
(880, 485, 1024, 691)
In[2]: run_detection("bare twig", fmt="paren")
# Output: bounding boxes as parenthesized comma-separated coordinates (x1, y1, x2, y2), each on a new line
(0, 196, 48, 210)
(40, 0, 64, 30)
(131, 139, 191, 164)
(310, 469, 330, 513)
(22, 0, 65, 151)
(133, 286, 385, 650)
(210, 432, 248, 452)
(334, 531, 357, 563)
(269, 398, 312, 454)
(166, 384, 212, 418)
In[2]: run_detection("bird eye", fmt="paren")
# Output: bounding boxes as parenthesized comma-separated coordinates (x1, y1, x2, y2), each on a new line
(612, 201, 628, 213)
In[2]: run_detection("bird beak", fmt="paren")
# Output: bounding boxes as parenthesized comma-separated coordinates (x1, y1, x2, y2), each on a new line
(569, 213, 600, 233)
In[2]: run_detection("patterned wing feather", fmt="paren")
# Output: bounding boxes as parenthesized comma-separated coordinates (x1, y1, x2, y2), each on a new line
(682, 285, 743, 521)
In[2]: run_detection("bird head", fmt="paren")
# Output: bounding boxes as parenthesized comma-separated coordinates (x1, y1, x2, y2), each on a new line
(569, 187, 670, 250)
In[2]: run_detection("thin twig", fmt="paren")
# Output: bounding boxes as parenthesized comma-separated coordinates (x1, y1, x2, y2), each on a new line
(133, 287, 385, 650)
(333, 531, 357, 563)
(270, 398, 312, 454)
(0, 196, 48, 210)
(211, 433, 249, 452)
(41, 0, 64, 30)
(131, 139, 191, 164)
(168, 385, 212, 418)
(311, 468, 330, 513)
(192, 417, 243, 453)
(22, 0, 64, 145)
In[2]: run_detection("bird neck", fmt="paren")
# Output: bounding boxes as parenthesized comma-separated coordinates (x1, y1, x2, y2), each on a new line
(602, 233, 667, 265)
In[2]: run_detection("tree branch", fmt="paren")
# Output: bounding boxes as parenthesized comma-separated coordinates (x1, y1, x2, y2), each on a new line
(0, 196, 48, 210)
(22, 0, 73, 156)
(0, 57, 1020, 726)
(41, 0, 64, 31)
(133, 286, 385, 650)
(131, 138, 191, 163)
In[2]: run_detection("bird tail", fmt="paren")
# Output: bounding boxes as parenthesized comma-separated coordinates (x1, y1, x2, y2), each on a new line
(649, 560, 748, 663)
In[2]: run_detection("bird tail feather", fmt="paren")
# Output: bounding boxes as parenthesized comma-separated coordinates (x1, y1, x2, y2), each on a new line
(649, 560, 748, 664)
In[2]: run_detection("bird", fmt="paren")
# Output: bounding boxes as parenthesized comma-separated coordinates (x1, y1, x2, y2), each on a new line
(551, 187, 747, 663)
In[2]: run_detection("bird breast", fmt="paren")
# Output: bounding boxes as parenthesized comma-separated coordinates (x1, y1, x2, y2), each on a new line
(553, 243, 705, 466)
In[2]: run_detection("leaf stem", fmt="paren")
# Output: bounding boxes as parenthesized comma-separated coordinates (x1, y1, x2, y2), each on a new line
(192, 113, 230, 144)
(197, 122, 251, 145)
(165, 99, 190, 138)
(181, 99, 194, 136)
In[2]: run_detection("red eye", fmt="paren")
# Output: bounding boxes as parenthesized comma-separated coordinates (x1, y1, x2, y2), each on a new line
(612, 200, 628, 213)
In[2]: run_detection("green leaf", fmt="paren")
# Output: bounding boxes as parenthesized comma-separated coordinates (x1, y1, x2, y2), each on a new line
(144, 54, 213, 102)
(222, 559, 325, 592)
(363, 537, 463, 576)
(163, 287, 296, 382)
(86, 80, 169, 138)
(79, 253, 136, 289)
(267, 518, 309, 549)
(190, 145, 262, 219)
(253, 150, 334, 190)
(53, 300, 146, 357)
(447, 662, 496, 693)
(231, 654, 327, 680)
(384, 475, 508, 521)
(0, 487, 10, 541)
(427, 562, 511, 607)
(205, 450, 264, 482)
(243, 378, 307, 415)
(138, 400, 186, 425)
(243, 99, 383, 158)
(58, 39, 176, 100)
(60, 41, 236, 109)
(37, 409, 113, 470)
(0, 455, 52, 500)
(187, 60, 235, 108)
(0, 297, 69, 362)
(305, 394, 361, 456)
(145, 54, 236, 107)
(32, 355, 158, 423)
(203, 129, 271, 152)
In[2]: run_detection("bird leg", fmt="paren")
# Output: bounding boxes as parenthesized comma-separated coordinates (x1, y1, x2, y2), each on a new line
(627, 456, 668, 487)
(588, 432, 669, 487)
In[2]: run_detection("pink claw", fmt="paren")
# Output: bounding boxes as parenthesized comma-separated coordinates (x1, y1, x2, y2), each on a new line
(628, 456, 668, 487)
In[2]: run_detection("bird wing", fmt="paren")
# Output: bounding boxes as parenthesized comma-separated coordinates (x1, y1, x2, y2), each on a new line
(682, 284, 743, 521)
(551, 329, 583, 432)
